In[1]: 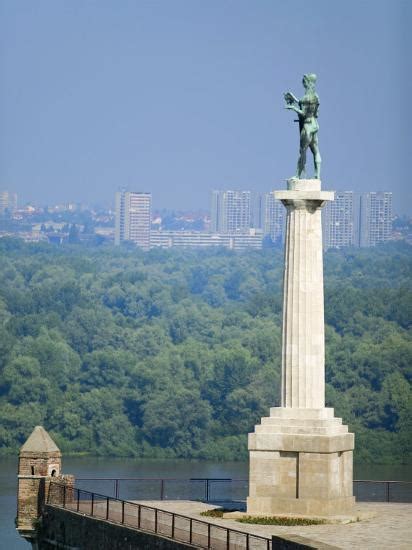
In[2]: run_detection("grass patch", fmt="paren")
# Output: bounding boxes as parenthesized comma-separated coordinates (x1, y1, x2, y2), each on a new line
(200, 509, 229, 518)
(237, 516, 326, 526)
(200, 510, 326, 526)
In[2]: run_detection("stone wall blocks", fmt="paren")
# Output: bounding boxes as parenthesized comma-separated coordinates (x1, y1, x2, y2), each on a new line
(254, 425, 347, 435)
(269, 407, 335, 420)
(247, 496, 355, 516)
(261, 417, 343, 427)
(249, 432, 354, 453)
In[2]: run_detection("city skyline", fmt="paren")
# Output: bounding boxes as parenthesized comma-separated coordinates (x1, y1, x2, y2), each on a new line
(1, 1, 410, 215)
(0, 185, 405, 218)
(0, 184, 402, 249)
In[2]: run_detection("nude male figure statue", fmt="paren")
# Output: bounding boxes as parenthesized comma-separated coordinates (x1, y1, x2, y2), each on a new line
(284, 73, 321, 179)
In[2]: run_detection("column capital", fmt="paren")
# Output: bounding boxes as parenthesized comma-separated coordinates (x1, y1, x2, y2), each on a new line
(275, 190, 334, 202)
(275, 190, 334, 212)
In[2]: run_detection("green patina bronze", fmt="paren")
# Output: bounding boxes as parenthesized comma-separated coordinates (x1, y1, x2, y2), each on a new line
(284, 74, 321, 179)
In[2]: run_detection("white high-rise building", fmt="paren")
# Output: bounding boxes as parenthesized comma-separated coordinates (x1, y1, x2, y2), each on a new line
(115, 190, 151, 249)
(0, 191, 17, 214)
(359, 192, 392, 247)
(322, 191, 356, 249)
(210, 190, 251, 234)
(210, 190, 221, 233)
(262, 191, 285, 244)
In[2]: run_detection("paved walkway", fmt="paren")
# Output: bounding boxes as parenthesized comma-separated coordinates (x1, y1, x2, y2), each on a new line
(138, 500, 412, 550)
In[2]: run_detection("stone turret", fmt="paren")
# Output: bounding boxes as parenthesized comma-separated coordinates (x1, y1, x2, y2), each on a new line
(19, 425, 62, 478)
(16, 426, 73, 545)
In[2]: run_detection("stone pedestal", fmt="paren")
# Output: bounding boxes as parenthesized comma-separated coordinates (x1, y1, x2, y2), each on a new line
(247, 407, 354, 516)
(247, 179, 354, 517)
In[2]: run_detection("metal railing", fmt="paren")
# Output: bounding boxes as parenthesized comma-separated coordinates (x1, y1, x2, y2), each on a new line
(76, 477, 412, 503)
(47, 482, 271, 550)
(353, 479, 412, 502)
(76, 477, 247, 502)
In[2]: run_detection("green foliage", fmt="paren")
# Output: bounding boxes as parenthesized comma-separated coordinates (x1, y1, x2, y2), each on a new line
(200, 509, 226, 518)
(237, 516, 327, 526)
(199, 509, 329, 524)
(0, 239, 410, 464)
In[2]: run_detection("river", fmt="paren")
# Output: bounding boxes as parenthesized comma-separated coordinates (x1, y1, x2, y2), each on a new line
(2, 456, 411, 549)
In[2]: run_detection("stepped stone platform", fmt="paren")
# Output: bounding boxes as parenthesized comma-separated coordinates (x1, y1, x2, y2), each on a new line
(248, 408, 354, 517)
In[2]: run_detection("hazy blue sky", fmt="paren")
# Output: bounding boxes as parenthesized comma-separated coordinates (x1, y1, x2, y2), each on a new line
(0, 1, 410, 213)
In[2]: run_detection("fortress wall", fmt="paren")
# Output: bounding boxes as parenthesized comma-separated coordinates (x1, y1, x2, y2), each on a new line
(35, 505, 198, 550)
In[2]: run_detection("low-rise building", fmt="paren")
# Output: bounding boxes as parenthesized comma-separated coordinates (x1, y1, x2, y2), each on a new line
(150, 229, 263, 250)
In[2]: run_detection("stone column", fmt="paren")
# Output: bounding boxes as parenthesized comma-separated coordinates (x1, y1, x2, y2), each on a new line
(277, 179, 333, 408)
(247, 179, 355, 518)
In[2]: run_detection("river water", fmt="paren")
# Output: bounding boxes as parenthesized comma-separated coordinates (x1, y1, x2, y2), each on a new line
(2, 456, 411, 549)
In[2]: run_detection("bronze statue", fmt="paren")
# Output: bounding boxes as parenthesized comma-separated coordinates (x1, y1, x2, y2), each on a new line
(284, 74, 321, 179)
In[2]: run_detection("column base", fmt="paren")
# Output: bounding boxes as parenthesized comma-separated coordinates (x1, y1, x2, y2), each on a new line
(247, 408, 355, 517)
(246, 496, 355, 517)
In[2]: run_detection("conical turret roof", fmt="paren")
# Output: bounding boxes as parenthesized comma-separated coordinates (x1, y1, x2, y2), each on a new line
(20, 426, 60, 455)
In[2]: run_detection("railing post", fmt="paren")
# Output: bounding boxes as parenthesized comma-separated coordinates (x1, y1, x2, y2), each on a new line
(226, 528, 230, 548)
(77, 488, 80, 512)
(137, 505, 141, 529)
(267, 538, 270, 550)
(171, 513, 175, 539)
(161, 479, 165, 500)
(155, 508, 158, 532)
(121, 500, 125, 524)
(207, 522, 211, 547)
(246, 532, 249, 550)
(63, 484, 66, 508)
(189, 518, 193, 544)
(106, 497, 110, 520)
(206, 479, 209, 501)
(91, 492, 94, 516)
(386, 481, 390, 502)
(115, 479, 119, 499)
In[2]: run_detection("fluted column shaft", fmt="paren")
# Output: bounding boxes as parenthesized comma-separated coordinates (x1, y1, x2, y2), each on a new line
(275, 180, 333, 409)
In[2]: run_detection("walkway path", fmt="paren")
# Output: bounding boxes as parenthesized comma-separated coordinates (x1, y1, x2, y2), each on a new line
(137, 500, 412, 550)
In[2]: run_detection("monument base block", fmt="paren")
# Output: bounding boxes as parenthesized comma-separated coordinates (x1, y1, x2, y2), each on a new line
(247, 408, 354, 517)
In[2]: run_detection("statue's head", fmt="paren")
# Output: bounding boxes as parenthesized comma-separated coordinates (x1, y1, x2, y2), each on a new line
(303, 73, 317, 90)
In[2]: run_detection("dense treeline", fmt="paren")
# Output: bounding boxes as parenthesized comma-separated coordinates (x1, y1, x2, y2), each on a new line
(0, 239, 410, 463)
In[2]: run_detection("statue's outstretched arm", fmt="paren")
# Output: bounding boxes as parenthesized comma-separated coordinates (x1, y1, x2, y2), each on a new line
(286, 105, 304, 116)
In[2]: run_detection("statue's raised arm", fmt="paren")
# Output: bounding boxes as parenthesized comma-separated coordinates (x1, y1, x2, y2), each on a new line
(284, 73, 321, 179)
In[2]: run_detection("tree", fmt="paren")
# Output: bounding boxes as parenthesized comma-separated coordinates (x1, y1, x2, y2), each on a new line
(0, 241, 410, 462)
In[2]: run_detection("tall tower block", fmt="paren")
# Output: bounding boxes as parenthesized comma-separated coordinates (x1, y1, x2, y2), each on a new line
(115, 190, 152, 249)
(247, 179, 355, 517)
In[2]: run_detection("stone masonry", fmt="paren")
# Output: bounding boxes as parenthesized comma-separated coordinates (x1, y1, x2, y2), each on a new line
(17, 425, 74, 544)
(247, 179, 355, 517)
